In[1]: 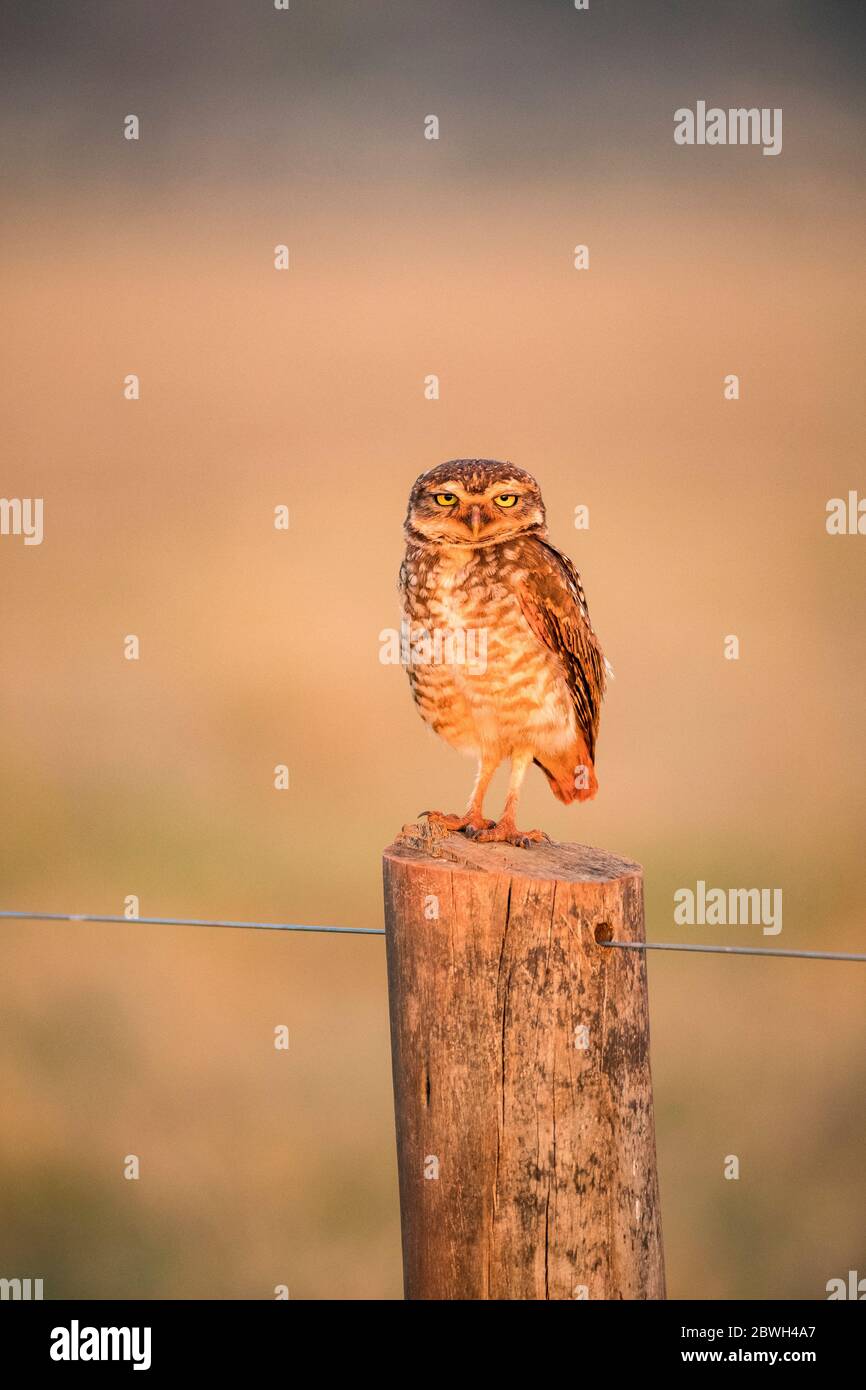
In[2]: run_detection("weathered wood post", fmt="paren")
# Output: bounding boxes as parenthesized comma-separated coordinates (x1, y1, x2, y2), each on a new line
(382, 822, 665, 1300)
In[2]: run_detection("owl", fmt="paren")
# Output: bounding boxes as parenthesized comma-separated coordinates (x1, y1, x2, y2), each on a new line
(399, 458, 608, 848)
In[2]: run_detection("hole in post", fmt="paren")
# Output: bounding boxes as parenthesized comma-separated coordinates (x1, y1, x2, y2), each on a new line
(594, 921, 613, 944)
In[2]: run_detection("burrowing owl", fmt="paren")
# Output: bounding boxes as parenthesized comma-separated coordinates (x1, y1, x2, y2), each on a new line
(399, 459, 608, 848)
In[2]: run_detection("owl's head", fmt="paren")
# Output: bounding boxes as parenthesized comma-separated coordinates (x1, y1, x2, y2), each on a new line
(405, 459, 547, 548)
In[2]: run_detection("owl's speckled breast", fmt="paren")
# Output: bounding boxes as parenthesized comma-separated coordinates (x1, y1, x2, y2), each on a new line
(400, 541, 576, 761)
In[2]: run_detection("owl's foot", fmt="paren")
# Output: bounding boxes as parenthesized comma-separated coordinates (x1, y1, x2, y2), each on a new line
(420, 810, 496, 835)
(471, 819, 550, 849)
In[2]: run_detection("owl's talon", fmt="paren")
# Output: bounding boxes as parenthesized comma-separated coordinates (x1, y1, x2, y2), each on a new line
(463, 821, 495, 839)
(472, 821, 549, 848)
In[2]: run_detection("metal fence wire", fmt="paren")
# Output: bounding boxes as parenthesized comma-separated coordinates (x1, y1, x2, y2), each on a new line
(1, 910, 864, 961)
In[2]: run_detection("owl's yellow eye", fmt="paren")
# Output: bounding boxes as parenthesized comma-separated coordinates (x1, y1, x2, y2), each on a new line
(494, 494, 518, 508)
(435, 493, 458, 507)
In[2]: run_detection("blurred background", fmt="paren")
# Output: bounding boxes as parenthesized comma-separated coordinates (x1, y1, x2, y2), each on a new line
(1, 0, 864, 1299)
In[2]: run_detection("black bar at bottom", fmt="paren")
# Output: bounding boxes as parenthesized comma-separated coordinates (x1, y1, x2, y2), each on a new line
(3, 1297, 861, 1374)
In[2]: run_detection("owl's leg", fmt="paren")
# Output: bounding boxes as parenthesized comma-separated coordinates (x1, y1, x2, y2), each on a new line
(421, 754, 498, 835)
(473, 750, 550, 848)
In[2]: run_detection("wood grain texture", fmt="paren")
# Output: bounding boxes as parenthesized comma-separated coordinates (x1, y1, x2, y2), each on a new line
(382, 821, 665, 1301)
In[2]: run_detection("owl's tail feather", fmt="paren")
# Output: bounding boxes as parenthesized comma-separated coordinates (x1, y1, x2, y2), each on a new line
(534, 743, 598, 805)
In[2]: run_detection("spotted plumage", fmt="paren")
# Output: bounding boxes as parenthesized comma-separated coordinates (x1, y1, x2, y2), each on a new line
(399, 458, 608, 847)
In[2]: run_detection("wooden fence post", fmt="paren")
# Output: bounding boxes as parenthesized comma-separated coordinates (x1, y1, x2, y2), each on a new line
(382, 821, 665, 1301)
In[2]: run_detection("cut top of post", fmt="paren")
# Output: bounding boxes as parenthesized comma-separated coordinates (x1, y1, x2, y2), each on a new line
(385, 821, 641, 886)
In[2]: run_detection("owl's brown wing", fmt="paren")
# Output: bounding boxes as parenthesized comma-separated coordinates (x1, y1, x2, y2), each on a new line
(515, 537, 607, 760)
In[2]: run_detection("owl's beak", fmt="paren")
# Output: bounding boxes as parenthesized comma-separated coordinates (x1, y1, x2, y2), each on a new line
(469, 505, 483, 538)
